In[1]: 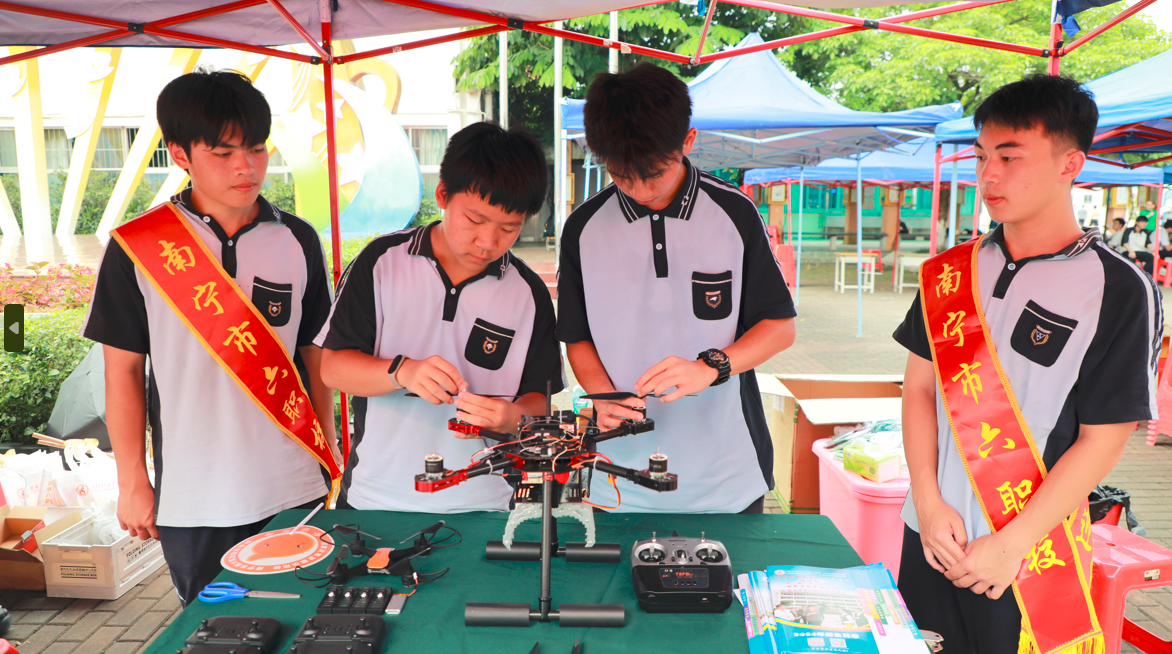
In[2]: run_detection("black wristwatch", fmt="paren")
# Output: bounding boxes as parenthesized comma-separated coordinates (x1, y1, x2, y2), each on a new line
(697, 349, 731, 387)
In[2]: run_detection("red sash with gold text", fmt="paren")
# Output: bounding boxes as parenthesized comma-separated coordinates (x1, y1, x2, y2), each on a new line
(919, 237, 1102, 654)
(112, 203, 341, 505)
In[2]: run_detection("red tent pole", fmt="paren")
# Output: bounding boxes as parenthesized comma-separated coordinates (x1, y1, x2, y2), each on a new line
(1047, 21, 1061, 75)
(930, 142, 942, 257)
(1157, 183, 1167, 285)
(320, 1, 349, 465)
(266, 0, 331, 60)
(785, 182, 792, 243)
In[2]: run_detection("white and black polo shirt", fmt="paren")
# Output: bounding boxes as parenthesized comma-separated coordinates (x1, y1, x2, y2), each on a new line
(315, 223, 564, 513)
(557, 158, 797, 513)
(894, 226, 1162, 541)
(82, 189, 334, 528)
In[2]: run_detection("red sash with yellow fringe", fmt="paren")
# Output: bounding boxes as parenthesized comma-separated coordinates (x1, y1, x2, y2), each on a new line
(112, 202, 341, 506)
(919, 237, 1102, 654)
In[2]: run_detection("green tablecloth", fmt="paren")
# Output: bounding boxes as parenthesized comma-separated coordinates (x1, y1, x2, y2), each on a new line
(152, 510, 863, 653)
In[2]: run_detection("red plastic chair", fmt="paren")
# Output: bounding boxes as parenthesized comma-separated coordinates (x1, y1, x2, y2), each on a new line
(861, 248, 883, 273)
(1154, 258, 1172, 286)
(1147, 343, 1172, 446)
(773, 244, 796, 290)
(766, 225, 781, 249)
(1091, 524, 1172, 654)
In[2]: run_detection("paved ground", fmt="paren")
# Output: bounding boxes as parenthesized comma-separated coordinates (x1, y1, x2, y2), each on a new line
(3, 243, 1172, 651)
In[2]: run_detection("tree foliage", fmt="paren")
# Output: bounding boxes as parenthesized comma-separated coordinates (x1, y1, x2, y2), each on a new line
(780, 2, 1171, 113)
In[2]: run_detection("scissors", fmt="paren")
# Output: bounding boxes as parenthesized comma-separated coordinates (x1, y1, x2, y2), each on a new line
(197, 582, 301, 603)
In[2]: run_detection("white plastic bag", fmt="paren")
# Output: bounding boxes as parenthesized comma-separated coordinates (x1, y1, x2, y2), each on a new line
(56, 441, 119, 506)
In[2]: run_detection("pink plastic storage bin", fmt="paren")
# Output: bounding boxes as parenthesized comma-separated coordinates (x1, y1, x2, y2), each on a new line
(812, 438, 910, 581)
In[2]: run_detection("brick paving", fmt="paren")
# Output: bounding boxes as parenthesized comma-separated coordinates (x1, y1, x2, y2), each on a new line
(3, 256, 1171, 652)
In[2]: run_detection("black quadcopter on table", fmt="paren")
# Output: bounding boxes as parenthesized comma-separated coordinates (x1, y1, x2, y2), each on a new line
(413, 384, 678, 628)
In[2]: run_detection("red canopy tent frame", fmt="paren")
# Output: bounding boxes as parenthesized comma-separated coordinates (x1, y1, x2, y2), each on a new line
(0, 0, 1155, 456)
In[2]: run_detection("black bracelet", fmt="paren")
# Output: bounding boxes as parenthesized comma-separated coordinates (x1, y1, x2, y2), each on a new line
(388, 355, 405, 382)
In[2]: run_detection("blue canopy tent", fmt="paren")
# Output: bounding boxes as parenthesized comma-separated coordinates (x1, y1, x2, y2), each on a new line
(563, 33, 960, 171)
(746, 141, 1164, 187)
(746, 142, 1162, 271)
(561, 33, 961, 334)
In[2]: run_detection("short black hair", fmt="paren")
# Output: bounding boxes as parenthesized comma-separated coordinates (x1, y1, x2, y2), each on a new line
(583, 63, 692, 180)
(1113, 218, 1126, 227)
(157, 67, 271, 155)
(973, 74, 1098, 154)
(1137, 215, 1149, 223)
(1163, 219, 1172, 229)
(438, 121, 547, 217)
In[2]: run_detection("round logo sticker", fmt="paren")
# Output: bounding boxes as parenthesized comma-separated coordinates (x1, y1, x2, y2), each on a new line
(221, 526, 333, 575)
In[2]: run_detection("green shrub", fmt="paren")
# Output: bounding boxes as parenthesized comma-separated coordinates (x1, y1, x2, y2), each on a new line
(265, 177, 296, 214)
(0, 309, 91, 444)
(2, 171, 161, 235)
(324, 236, 377, 279)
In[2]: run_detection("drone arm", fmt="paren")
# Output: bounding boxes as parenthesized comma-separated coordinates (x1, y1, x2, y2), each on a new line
(590, 460, 677, 492)
(592, 418, 655, 443)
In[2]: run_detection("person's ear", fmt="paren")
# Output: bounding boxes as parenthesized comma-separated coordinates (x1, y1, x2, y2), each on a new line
(167, 141, 192, 171)
(681, 127, 698, 157)
(1058, 149, 1085, 185)
(435, 181, 448, 211)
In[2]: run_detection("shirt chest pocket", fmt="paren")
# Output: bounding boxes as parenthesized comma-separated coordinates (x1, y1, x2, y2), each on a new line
(465, 318, 515, 371)
(1010, 300, 1078, 367)
(691, 270, 733, 321)
(251, 277, 293, 328)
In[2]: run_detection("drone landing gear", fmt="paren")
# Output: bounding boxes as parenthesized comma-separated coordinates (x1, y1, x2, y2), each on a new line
(465, 477, 625, 628)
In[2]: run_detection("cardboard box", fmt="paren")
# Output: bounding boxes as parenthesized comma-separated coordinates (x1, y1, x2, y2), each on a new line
(0, 505, 81, 590)
(767, 374, 903, 514)
(41, 516, 165, 600)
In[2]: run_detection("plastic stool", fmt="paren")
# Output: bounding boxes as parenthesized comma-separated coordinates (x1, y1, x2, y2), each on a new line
(1155, 258, 1172, 286)
(1091, 524, 1172, 653)
(862, 248, 883, 273)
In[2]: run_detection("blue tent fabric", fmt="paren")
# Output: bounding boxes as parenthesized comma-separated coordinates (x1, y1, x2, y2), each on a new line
(744, 140, 1162, 186)
(936, 48, 1172, 150)
(562, 33, 961, 169)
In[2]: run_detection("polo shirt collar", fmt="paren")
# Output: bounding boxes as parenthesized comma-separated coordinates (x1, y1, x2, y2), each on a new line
(407, 222, 511, 279)
(981, 223, 1101, 261)
(615, 156, 700, 224)
(172, 187, 282, 228)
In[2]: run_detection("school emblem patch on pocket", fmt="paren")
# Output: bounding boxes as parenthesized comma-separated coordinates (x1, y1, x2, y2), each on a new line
(466, 318, 515, 370)
(251, 277, 293, 328)
(706, 290, 722, 309)
(1031, 325, 1051, 346)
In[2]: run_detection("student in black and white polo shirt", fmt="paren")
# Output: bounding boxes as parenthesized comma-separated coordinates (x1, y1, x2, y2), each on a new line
(83, 71, 338, 606)
(557, 64, 797, 514)
(318, 122, 563, 513)
(894, 75, 1162, 651)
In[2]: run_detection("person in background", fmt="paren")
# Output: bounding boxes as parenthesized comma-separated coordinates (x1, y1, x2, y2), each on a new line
(1123, 214, 1156, 271)
(1139, 199, 1158, 228)
(1160, 219, 1172, 261)
(1106, 217, 1127, 253)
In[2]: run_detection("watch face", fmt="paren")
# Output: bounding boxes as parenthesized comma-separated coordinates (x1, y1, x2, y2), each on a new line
(709, 351, 728, 365)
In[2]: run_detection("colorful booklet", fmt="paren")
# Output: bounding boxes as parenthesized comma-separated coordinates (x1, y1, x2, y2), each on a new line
(735, 564, 926, 654)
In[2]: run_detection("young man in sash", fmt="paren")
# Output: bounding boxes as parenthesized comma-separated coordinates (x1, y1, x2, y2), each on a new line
(317, 122, 563, 512)
(894, 75, 1161, 652)
(83, 70, 342, 605)
(557, 64, 796, 513)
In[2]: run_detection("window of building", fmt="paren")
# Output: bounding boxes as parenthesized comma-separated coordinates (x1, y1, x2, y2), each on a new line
(93, 127, 126, 169)
(44, 129, 73, 171)
(0, 130, 16, 169)
(149, 137, 172, 168)
(421, 172, 439, 203)
(409, 128, 448, 166)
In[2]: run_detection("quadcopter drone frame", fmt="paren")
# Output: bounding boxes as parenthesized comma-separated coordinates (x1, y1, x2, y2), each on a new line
(414, 387, 677, 628)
